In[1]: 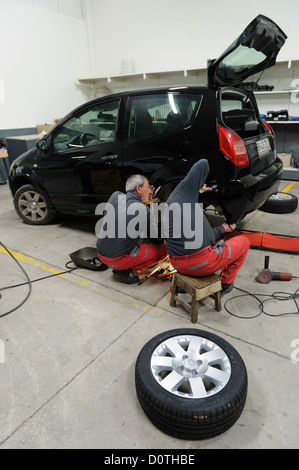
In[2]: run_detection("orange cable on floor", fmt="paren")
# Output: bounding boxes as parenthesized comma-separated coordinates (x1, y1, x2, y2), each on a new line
(225, 230, 299, 253)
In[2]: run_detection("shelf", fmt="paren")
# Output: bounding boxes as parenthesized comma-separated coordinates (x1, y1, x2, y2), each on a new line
(254, 90, 294, 95)
(78, 68, 204, 86)
(267, 121, 299, 124)
(78, 58, 299, 92)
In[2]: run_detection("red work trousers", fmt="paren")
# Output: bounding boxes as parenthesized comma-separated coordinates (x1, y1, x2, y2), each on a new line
(98, 243, 168, 273)
(169, 235, 250, 284)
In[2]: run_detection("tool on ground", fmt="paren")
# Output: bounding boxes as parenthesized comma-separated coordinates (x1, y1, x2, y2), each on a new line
(156, 265, 177, 279)
(138, 261, 176, 285)
(257, 255, 295, 284)
(69, 247, 108, 271)
(138, 265, 163, 285)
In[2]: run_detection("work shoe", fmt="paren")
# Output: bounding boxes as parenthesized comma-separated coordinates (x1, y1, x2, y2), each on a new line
(112, 269, 140, 285)
(221, 282, 234, 297)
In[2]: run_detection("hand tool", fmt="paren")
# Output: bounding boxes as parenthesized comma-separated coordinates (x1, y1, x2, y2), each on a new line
(257, 256, 297, 284)
(138, 265, 164, 285)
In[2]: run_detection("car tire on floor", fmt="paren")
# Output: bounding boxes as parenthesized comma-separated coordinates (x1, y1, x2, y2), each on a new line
(135, 328, 248, 440)
(259, 192, 298, 214)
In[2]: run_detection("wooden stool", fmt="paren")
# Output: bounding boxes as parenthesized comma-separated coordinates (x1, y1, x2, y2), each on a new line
(170, 272, 222, 323)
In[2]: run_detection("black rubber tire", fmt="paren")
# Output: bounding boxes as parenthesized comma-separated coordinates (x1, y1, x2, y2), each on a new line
(14, 184, 55, 225)
(259, 192, 298, 214)
(156, 182, 177, 202)
(135, 328, 248, 440)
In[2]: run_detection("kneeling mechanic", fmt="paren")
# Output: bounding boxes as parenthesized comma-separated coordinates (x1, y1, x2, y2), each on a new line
(96, 174, 167, 284)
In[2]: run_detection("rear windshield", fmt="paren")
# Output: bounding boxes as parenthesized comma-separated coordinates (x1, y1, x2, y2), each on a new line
(125, 93, 202, 143)
(218, 45, 266, 81)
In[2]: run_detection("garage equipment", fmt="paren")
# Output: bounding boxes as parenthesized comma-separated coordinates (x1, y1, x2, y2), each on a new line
(257, 255, 295, 284)
(266, 109, 289, 121)
(69, 247, 108, 271)
(225, 230, 299, 253)
(138, 264, 164, 285)
(138, 260, 176, 285)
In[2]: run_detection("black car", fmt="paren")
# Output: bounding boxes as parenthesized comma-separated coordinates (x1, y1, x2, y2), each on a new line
(9, 14, 286, 225)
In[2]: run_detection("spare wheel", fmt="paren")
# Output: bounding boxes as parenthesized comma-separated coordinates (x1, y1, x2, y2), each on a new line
(259, 192, 298, 214)
(135, 328, 248, 440)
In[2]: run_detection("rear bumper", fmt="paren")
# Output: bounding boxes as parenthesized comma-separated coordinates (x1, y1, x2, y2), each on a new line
(218, 159, 283, 222)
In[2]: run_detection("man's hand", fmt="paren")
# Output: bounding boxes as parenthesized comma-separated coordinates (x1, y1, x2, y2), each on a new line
(221, 222, 236, 232)
(199, 184, 213, 194)
(147, 185, 158, 204)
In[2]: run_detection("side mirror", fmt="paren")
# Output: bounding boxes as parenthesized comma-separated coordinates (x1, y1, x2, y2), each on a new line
(36, 138, 48, 151)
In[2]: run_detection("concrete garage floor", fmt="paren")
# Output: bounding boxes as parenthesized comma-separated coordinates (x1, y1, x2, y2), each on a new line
(0, 179, 298, 450)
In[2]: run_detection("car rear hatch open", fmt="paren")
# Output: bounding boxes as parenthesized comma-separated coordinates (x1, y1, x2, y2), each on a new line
(218, 87, 278, 174)
(208, 14, 287, 89)
(210, 15, 287, 175)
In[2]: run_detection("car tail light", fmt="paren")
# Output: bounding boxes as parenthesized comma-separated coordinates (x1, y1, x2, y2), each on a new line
(218, 125, 249, 166)
(261, 119, 277, 144)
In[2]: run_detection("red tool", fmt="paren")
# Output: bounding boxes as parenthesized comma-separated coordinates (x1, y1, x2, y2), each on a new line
(257, 256, 295, 284)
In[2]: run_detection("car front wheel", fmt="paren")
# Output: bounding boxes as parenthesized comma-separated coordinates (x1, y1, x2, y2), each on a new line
(135, 328, 248, 440)
(14, 184, 55, 225)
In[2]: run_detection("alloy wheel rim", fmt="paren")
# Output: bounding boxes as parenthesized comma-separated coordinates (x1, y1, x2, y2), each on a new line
(150, 334, 231, 398)
(270, 193, 292, 201)
(18, 191, 48, 222)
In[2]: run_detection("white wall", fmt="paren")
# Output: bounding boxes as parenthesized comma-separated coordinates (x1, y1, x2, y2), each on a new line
(0, 0, 91, 129)
(1, 0, 299, 131)
(86, 0, 299, 77)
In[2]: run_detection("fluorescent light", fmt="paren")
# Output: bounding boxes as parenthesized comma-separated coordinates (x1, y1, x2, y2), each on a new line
(168, 93, 178, 114)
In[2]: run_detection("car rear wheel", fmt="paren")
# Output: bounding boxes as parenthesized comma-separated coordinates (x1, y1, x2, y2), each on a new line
(135, 328, 248, 440)
(14, 184, 55, 225)
(156, 182, 177, 202)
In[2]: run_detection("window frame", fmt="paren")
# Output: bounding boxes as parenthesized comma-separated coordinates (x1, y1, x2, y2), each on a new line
(51, 99, 121, 153)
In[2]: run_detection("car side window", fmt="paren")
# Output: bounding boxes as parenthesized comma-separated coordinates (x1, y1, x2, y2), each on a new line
(52, 99, 120, 152)
(125, 93, 202, 144)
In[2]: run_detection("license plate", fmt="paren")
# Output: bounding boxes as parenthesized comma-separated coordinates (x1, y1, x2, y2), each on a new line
(256, 138, 271, 156)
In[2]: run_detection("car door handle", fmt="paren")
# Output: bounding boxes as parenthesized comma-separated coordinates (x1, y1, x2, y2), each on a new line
(101, 154, 118, 162)
(71, 155, 86, 160)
